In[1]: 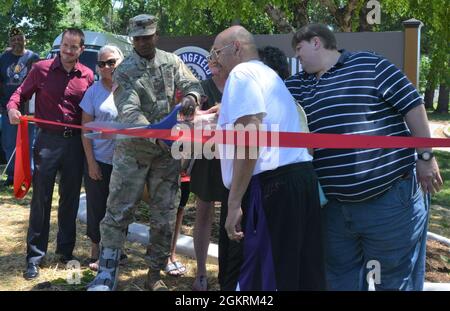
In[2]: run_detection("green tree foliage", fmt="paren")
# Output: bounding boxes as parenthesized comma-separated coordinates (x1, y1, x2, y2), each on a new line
(383, 0, 449, 112)
(0, 0, 447, 113)
(0, 0, 114, 56)
(0, 0, 67, 56)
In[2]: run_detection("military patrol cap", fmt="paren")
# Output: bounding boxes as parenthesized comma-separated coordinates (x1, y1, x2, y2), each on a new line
(128, 14, 157, 37)
(9, 27, 24, 38)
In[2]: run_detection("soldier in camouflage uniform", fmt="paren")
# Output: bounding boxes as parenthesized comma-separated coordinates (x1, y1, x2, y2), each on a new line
(88, 14, 204, 291)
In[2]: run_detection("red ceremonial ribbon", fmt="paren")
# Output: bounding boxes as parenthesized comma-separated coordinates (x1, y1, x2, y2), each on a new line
(13, 119, 32, 198)
(14, 116, 450, 199)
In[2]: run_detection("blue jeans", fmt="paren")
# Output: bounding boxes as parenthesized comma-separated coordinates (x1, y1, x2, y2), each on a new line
(322, 171, 429, 291)
(1, 113, 35, 181)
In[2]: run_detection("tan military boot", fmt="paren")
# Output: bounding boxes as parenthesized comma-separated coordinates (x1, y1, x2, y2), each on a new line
(144, 269, 169, 291)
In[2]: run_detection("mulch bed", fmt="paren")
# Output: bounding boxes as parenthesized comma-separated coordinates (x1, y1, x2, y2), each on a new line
(426, 240, 450, 282)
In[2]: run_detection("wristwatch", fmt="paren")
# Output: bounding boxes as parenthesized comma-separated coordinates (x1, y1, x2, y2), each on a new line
(417, 151, 434, 161)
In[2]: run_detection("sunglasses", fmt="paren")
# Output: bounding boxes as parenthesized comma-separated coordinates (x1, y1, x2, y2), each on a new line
(97, 59, 117, 68)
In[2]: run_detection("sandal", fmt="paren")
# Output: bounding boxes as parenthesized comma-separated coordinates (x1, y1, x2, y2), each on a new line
(192, 275, 208, 291)
(173, 261, 186, 274)
(164, 261, 186, 277)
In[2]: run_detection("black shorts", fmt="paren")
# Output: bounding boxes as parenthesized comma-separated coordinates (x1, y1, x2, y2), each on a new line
(190, 158, 226, 202)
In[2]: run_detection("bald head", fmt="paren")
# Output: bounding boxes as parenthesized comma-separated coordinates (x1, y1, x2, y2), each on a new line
(217, 26, 258, 55)
(222, 26, 255, 44)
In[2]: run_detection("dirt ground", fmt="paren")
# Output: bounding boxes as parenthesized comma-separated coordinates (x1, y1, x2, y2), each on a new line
(0, 191, 220, 291)
(425, 240, 450, 283)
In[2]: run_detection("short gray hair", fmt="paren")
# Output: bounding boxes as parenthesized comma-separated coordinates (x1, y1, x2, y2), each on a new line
(98, 45, 124, 65)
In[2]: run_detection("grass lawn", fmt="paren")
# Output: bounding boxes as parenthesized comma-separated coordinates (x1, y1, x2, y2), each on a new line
(429, 151, 450, 238)
(432, 151, 450, 207)
(426, 110, 450, 123)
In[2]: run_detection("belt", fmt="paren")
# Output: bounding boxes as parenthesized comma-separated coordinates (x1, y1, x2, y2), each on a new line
(40, 128, 81, 138)
(257, 161, 314, 181)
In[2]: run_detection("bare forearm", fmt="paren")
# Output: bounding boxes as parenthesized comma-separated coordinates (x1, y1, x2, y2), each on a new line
(228, 157, 258, 208)
(404, 104, 432, 152)
(404, 104, 442, 193)
(81, 136, 96, 165)
(228, 114, 262, 208)
(81, 112, 96, 165)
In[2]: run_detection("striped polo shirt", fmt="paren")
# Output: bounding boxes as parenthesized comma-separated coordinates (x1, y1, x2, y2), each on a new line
(285, 50, 422, 202)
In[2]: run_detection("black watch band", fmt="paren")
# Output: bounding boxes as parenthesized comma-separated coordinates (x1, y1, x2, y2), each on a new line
(417, 151, 434, 161)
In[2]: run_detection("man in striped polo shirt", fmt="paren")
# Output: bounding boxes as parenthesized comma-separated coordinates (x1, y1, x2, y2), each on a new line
(285, 24, 442, 291)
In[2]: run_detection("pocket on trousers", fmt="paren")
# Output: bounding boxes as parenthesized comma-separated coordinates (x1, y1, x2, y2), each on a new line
(395, 174, 416, 207)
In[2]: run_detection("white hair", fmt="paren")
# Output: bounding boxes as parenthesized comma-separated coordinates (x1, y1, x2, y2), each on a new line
(98, 45, 124, 65)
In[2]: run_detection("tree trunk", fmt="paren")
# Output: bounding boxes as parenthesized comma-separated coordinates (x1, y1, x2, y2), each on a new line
(435, 84, 449, 113)
(358, 5, 373, 32)
(319, 0, 360, 32)
(264, 4, 295, 33)
(335, 8, 353, 32)
(292, 0, 310, 30)
(424, 87, 435, 109)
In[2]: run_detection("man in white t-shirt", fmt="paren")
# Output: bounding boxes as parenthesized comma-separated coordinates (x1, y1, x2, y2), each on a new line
(211, 26, 326, 291)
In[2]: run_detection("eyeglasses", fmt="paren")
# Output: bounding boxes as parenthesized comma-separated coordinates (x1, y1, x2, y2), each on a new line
(97, 59, 117, 68)
(207, 42, 234, 62)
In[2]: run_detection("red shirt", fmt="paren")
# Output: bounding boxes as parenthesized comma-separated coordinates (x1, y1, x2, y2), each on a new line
(7, 56, 94, 131)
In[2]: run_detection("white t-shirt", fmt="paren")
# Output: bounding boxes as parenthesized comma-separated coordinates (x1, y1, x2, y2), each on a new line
(218, 60, 312, 189)
(80, 80, 118, 165)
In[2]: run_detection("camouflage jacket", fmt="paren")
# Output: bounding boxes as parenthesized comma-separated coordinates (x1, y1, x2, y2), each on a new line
(113, 48, 203, 149)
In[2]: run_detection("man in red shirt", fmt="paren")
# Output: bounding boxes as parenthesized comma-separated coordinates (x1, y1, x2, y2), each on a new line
(7, 28, 94, 280)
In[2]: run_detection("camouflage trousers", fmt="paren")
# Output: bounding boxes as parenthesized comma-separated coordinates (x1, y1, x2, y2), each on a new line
(100, 142, 180, 271)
